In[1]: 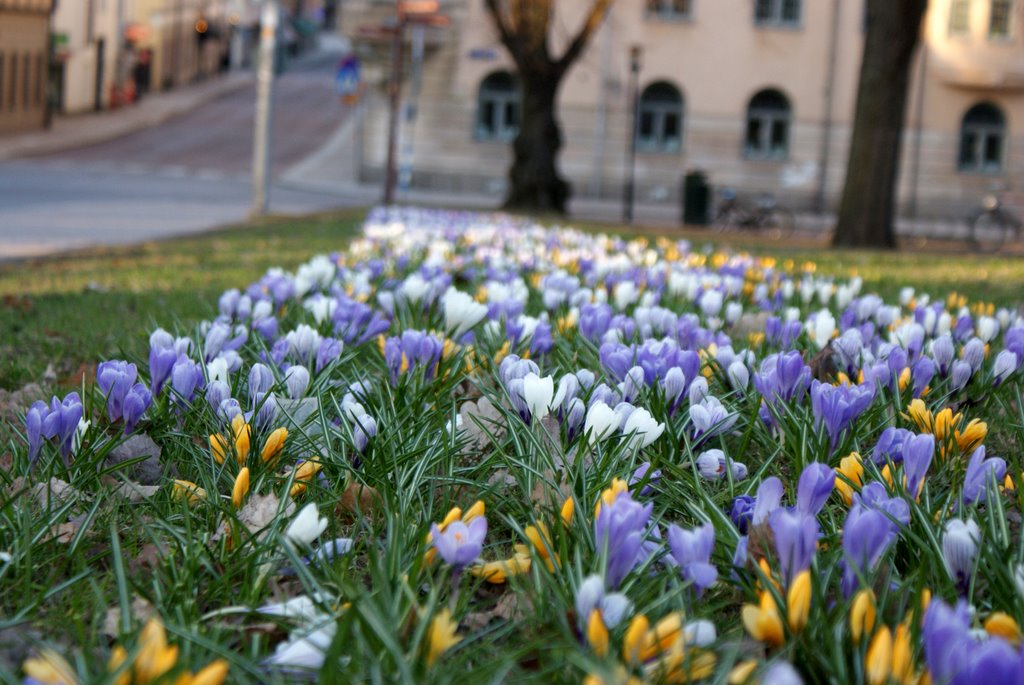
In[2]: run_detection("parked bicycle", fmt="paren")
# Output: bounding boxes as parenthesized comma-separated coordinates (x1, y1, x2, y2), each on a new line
(967, 193, 1022, 252)
(713, 188, 795, 238)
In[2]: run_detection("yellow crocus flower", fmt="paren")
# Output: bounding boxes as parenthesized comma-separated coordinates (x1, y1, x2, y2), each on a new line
(955, 419, 987, 454)
(865, 626, 893, 685)
(787, 570, 811, 633)
(904, 399, 932, 433)
(587, 609, 610, 657)
(892, 622, 915, 684)
(186, 659, 230, 685)
(231, 415, 251, 465)
(22, 650, 78, 685)
(172, 480, 207, 506)
(741, 591, 784, 647)
(594, 478, 630, 517)
(835, 453, 864, 506)
(209, 434, 229, 465)
(640, 611, 684, 662)
(468, 551, 531, 584)
(850, 589, 876, 645)
(288, 459, 323, 497)
(561, 497, 575, 526)
(727, 660, 758, 684)
(134, 618, 178, 684)
(932, 408, 960, 442)
(622, 614, 650, 666)
(108, 645, 129, 685)
(232, 467, 250, 509)
(985, 612, 1022, 645)
(426, 608, 461, 666)
(261, 427, 288, 464)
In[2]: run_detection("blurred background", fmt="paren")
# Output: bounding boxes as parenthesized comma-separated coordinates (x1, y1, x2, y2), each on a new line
(1, 0, 1024, 256)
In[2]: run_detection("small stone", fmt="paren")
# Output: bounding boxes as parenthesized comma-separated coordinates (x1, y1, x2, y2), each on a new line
(105, 434, 166, 485)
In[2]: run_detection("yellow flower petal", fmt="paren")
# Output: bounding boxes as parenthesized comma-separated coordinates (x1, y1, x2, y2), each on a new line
(786, 570, 811, 633)
(427, 609, 461, 666)
(866, 626, 893, 685)
(850, 590, 876, 645)
(260, 427, 288, 464)
(232, 467, 250, 509)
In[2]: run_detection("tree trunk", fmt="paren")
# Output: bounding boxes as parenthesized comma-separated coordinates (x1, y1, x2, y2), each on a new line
(503, 69, 571, 214)
(833, 0, 927, 249)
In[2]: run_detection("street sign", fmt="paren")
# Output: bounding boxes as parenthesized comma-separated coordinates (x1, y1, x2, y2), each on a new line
(336, 55, 361, 103)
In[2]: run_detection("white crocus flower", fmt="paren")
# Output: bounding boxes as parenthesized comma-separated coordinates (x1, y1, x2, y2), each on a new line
(727, 361, 749, 391)
(977, 316, 1000, 343)
(264, 623, 337, 670)
(441, 287, 488, 338)
(584, 401, 619, 444)
(286, 503, 328, 547)
(809, 310, 836, 350)
(942, 518, 980, 586)
(401, 273, 431, 304)
(622, 408, 665, 450)
(206, 357, 230, 385)
(522, 373, 554, 421)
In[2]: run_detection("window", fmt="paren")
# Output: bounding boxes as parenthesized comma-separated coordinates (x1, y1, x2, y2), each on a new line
(949, 0, 971, 35)
(636, 82, 683, 153)
(990, 0, 1012, 37)
(755, 0, 801, 26)
(646, 0, 691, 20)
(476, 71, 519, 142)
(35, 54, 44, 106)
(959, 103, 1006, 172)
(745, 89, 791, 159)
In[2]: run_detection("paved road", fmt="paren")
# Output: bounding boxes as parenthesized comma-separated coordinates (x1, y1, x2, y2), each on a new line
(0, 53, 353, 259)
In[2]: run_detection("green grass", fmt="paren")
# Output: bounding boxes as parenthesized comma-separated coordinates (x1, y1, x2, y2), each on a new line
(0, 210, 364, 390)
(2, 209, 1022, 391)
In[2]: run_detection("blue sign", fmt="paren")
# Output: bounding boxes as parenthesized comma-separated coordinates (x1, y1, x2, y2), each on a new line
(336, 55, 361, 97)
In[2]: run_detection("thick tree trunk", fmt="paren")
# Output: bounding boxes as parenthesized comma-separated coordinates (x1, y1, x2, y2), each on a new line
(503, 72, 570, 214)
(833, 0, 927, 249)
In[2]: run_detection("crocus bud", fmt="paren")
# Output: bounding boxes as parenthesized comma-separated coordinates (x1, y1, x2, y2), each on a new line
(993, 350, 1018, 386)
(622, 408, 664, 450)
(951, 360, 973, 391)
(962, 338, 986, 372)
(565, 398, 585, 441)
(584, 401, 618, 444)
(286, 503, 328, 546)
(521, 373, 554, 422)
(248, 363, 275, 404)
(285, 365, 311, 399)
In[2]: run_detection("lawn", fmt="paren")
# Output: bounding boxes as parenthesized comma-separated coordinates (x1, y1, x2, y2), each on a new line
(4, 206, 1024, 683)
(1, 210, 1020, 392)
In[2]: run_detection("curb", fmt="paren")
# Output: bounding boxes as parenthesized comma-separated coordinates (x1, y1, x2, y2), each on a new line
(0, 73, 255, 161)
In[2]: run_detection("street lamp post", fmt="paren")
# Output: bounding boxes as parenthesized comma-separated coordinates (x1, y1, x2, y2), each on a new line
(623, 45, 641, 225)
(250, 0, 277, 216)
(383, 0, 406, 206)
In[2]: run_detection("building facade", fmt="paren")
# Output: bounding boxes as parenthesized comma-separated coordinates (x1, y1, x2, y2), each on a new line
(0, 0, 52, 134)
(346, 0, 1024, 220)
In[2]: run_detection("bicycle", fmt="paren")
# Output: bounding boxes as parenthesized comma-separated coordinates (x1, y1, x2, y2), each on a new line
(712, 188, 795, 239)
(966, 193, 1022, 252)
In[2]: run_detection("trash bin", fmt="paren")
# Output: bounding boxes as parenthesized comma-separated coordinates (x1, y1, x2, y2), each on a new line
(683, 171, 711, 226)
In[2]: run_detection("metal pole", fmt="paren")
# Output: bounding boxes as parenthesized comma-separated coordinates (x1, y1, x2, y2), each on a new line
(398, 23, 424, 191)
(383, 1, 405, 206)
(250, 0, 277, 216)
(622, 48, 640, 225)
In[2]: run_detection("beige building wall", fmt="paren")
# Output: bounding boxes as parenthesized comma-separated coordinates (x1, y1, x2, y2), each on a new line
(0, 1, 51, 134)
(347, 0, 1024, 220)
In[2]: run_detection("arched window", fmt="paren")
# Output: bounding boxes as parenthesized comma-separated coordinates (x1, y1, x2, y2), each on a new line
(476, 71, 519, 142)
(636, 81, 683, 153)
(744, 89, 791, 159)
(959, 102, 1006, 172)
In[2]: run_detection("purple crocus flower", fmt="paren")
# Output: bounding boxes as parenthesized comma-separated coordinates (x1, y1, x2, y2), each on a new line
(121, 384, 152, 435)
(768, 509, 818, 585)
(950, 360, 973, 392)
(39, 392, 84, 460)
(810, 380, 875, 452)
(629, 462, 661, 497)
(26, 400, 48, 464)
(921, 598, 1020, 684)
(575, 574, 632, 634)
(148, 330, 178, 396)
(171, 356, 204, 404)
(871, 427, 913, 466)
(840, 504, 898, 597)
(942, 518, 980, 594)
(430, 517, 487, 570)
(751, 477, 784, 527)
(911, 356, 936, 398)
(902, 433, 935, 498)
(383, 330, 444, 385)
(97, 360, 138, 423)
(315, 337, 343, 373)
(690, 395, 738, 443)
(666, 522, 718, 595)
(854, 483, 910, 528)
(248, 363, 275, 405)
(594, 490, 653, 589)
(730, 495, 755, 534)
(796, 463, 835, 516)
(962, 446, 1007, 506)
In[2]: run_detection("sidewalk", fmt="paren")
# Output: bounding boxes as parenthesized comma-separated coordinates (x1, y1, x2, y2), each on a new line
(0, 72, 255, 161)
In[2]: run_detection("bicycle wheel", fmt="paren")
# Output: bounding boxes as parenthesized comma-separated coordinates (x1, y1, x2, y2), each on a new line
(764, 208, 795, 240)
(971, 211, 1011, 253)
